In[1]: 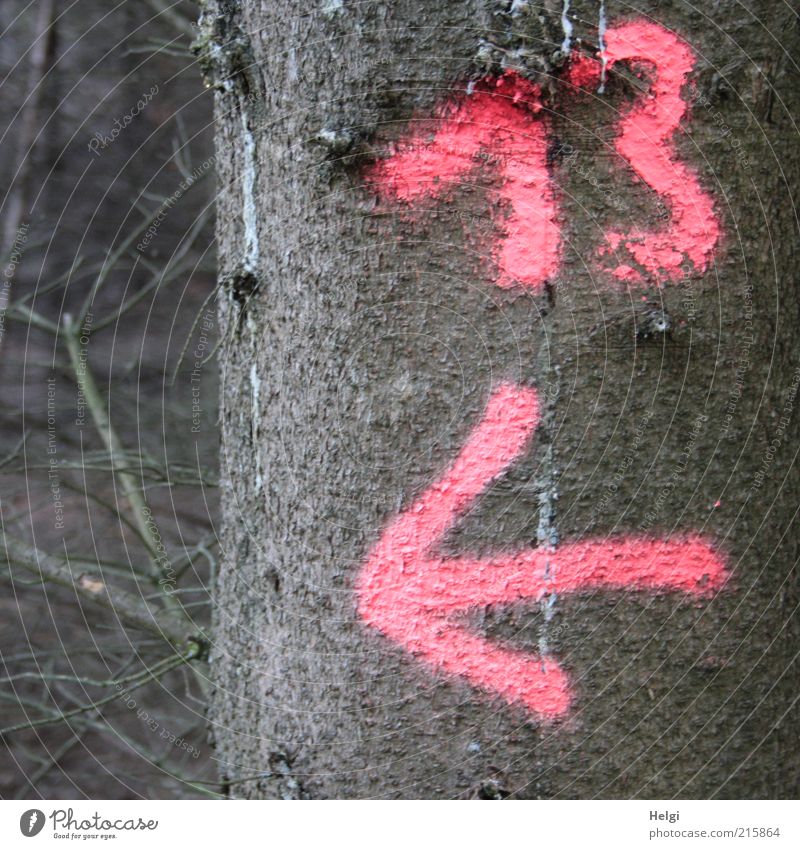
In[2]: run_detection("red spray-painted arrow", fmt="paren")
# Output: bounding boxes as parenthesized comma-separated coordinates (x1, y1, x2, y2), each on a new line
(357, 383, 727, 719)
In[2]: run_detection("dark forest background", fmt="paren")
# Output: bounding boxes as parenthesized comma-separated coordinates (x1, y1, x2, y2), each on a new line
(0, 1, 219, 798)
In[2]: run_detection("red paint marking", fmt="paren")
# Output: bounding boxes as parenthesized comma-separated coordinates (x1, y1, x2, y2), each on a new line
(565, 24, 720, 281)
(564, 53, 603, 92)
(368, 27, 720, 292)
(357, 383, 727, 719)
(367, 73, 559, 292)
(603, 23, 720, 278)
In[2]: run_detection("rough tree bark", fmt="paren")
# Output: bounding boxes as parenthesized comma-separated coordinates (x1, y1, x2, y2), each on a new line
(200, 0, 799, 798)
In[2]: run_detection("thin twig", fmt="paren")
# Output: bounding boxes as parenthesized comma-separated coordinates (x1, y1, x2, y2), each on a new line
(13, 730, 85, 799)
(0, 431, 29, 470)
(143, 1, 196, 40)
(62, 315, 186, 613)
(76, 215, 157, 331)
(0, 658, 184, 687)
(0, 532, 188, 644)
(0, 648, 197, 737)
(6, 303, 58, 334)
(169, 286, 220, 387)
(76, 714, 220, 798)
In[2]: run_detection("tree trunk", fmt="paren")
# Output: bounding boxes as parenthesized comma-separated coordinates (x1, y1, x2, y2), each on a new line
(203, 0, 800, 798)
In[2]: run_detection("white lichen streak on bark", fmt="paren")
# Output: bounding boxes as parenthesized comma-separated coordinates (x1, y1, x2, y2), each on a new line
(560, 0, 573, 54)
(241, 113, 260, 273)
(205, 18, 260, 276)
(321, 0, 344, 15)
(250, 363, 263, 491)
(536, 440, 560, 659)
(598, 0, 608, 93)
(535, 365, 560, 660)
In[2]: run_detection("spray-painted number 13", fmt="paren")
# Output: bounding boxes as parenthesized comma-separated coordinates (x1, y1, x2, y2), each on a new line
(367, 21, 720, 287)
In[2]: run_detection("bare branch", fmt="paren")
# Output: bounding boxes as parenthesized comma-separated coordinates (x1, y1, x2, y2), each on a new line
(143, 1, 196, 40)
(62, 316, 189, 616)
(6, 303, 59, 334)
(0, 648, 198, 737)
(0, 534, 189, 645)
(2, 0, 57, 256)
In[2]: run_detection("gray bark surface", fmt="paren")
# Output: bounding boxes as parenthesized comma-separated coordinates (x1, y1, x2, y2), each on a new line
(204, 0, 800, 798)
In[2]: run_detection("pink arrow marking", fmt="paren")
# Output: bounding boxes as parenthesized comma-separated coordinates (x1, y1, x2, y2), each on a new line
(357, 383, 727, 719)
(367, 72, 559, 292)
(567, 22, 720, 282)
